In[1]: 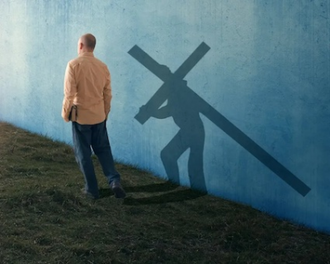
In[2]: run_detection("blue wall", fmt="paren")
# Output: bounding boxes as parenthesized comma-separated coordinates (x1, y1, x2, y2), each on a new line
(0, 1, 329, 233)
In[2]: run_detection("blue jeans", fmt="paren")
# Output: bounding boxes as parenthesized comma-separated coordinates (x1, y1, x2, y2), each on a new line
(72, 120, 120, 198)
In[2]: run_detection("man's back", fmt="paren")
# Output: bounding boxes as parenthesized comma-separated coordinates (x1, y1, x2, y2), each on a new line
(62, 52, 111, 125)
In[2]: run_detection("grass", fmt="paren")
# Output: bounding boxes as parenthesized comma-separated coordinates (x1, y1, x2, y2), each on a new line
(0, 122, 329, 264)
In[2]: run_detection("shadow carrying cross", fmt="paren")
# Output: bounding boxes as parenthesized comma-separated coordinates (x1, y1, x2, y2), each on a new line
(128, 42, 311, 197)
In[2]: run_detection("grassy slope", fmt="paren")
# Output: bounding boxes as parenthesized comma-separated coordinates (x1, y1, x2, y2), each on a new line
(0, 122, 329, 264)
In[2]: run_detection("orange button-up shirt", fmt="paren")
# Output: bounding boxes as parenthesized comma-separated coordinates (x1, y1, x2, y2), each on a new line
(61, 52, 112, 125)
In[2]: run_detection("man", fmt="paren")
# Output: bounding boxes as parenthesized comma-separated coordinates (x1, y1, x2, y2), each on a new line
(61, 33, 126, 199)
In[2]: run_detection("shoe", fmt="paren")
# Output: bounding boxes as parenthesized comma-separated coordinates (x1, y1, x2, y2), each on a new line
(110, 181, 126, 199)
(81, 188, 99, 200)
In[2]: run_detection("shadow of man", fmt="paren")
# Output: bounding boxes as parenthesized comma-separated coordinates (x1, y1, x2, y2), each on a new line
(143, 67, 207, 193)
(129, 43, 311, 197)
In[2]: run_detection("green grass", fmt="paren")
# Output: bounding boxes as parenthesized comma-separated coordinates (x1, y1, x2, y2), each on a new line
(0, 122, 329, 264)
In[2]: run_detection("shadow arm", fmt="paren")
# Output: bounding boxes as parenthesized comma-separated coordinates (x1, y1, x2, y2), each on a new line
(140, 104, 172, 119)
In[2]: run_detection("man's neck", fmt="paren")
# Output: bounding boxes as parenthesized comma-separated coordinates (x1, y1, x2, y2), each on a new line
(79, 50, 94, 56)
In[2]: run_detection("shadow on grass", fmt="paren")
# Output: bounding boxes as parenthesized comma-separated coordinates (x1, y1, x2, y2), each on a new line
(124, 181, 179, 193)
(123, 189, 206, 205)
(99, 182, 206, 205)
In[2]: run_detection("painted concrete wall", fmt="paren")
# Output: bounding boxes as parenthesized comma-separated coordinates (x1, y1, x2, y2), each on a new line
(0, 1, 329, 233)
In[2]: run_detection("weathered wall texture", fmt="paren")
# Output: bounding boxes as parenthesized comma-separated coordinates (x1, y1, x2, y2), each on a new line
(0, 1, 329, 233)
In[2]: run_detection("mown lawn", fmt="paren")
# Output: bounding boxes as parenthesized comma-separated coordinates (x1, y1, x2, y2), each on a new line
(0, 122, 329, 264)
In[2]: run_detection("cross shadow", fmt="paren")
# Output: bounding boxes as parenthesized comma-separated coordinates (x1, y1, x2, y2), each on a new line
(128, 43, 311, 197)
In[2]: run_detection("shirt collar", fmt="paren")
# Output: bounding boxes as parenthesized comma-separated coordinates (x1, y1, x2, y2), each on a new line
(79, 52, 94, 57)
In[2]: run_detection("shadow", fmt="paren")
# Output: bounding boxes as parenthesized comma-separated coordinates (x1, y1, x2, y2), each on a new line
(151, 78, 207, 192)
(128, 43, 311, 197)
(124, 181, 179, 193)
(123, 189, 206, 206)
(98, 181, 179, 199)
(129, 43, 210, 194)
(99, 188, 112, 198)
(99, 182, 205, 204)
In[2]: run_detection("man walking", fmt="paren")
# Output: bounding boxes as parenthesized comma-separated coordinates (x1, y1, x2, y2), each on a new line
(61, 33, 126, 199)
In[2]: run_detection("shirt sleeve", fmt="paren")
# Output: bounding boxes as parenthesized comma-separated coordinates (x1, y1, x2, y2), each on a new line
(61, 62, 77, 122)
(103, 66, 112, 118)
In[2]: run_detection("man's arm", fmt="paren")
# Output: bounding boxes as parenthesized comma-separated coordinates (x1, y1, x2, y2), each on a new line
(103, 67, 112, 119)
(61, 63, 77, 122)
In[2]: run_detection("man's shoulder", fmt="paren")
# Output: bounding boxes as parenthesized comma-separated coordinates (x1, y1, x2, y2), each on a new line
(67, 57, 81, 68)
(67, 56, 108, 69)
(92, 56, 108, 68)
